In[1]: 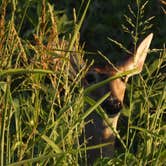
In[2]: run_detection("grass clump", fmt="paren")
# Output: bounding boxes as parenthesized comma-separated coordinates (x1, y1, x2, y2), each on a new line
(0, 0, 91, 165)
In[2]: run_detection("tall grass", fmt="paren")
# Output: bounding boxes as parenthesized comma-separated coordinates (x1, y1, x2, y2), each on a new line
(0, 0, 165, 166)
(0, 0, 90, 165)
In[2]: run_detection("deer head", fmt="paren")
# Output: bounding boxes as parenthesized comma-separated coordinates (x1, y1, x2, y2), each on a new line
(84, 33, 153, 164)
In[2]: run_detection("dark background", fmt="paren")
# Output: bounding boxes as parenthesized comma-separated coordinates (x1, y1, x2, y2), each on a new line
(3, 0, 165, 64)
(53, 0, 166, 64)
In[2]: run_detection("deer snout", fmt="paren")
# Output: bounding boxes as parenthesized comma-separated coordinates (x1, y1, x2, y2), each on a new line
(101, 97, 123, 115)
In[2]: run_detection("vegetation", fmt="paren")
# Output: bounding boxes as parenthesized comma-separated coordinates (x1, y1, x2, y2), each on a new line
(0, 0, 165, 165)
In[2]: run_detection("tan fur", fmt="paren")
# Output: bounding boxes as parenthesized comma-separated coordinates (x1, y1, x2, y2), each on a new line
(84, 33, 153, 164)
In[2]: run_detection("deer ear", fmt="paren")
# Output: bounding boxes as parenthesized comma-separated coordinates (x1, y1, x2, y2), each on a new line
(134, 33, 153, 73)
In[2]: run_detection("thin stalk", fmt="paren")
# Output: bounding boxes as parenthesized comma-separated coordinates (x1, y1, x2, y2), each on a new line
(124, 77, 134, 165)
(134, 0, 140, 50)
(0, 68, 54, 77)
(0, 78, 11, 165)
(65, 0, 91, 56)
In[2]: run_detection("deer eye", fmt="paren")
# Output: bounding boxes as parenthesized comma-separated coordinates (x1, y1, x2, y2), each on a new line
(85, 73, 97, 84)
(85, 73, 108, 84)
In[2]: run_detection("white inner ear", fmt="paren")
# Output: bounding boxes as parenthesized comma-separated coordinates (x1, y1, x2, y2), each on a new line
(134, 33, 153, 73)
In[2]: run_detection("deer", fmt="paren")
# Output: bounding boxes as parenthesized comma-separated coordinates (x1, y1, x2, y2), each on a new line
(83, 33, 153, 164)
